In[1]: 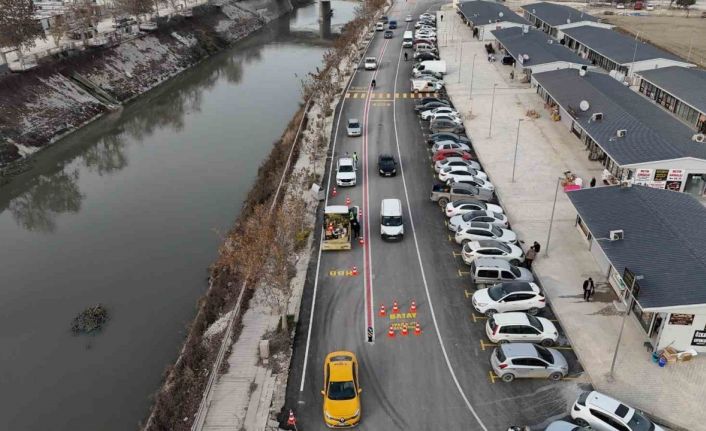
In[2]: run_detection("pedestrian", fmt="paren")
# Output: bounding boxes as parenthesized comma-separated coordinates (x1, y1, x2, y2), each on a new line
(510, 70, 514, 80)
(352, 219, 361, 239)
(352, 151, 358, 168)
(533, 241, 541, 254)
(590, 177, 596, 188)
(440, 14, 443, 22)
(583, 277, 595, 301)
(524, 245, 536, 269)
(404, 52, 408, 61)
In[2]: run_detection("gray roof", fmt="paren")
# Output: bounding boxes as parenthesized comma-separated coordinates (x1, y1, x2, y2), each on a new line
(638, 66, 706, 114)
(491, 26, 591, 67)
(561, 25, 683, 64)
(567, 185, 706, 309)
(532, 68, 706, 165)
(458, 1, 529, 26)
(522, 2, 597, 27)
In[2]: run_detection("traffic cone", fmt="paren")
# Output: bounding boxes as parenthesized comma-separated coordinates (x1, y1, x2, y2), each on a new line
(392, 301, 399, 313)
(352, 266, 358, 276)
(379, 304, 386, 317)
(415, 322, 421, 336)
(359, 236, 365, 245)
(331, 186, 337, 197)
(409, 300, 417, 313)
(401, 323, 409, 336)
(346, 195, 351, 206)
(388, 325, 395, 338)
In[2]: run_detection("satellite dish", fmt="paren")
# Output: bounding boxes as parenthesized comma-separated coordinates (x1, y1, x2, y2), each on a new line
(499, 12, 504, 17)
(566, 18, 571, 24)
(579, 100, 590, 111)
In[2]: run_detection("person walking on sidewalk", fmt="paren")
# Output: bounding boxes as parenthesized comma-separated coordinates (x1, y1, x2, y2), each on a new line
(533, 241, 541, 254)
(404, 52, 408, 61)
(583, 277, 595, 301)
(524, 245, 536, 269)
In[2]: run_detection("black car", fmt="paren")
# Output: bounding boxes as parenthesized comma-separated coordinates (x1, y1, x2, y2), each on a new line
(427, 132, 471, 145)
(419, 96, 449, 106)
(414, 51, 439, 61)
(380, 15, 389, 23)
(384, 30, 393, 39)
(378, 154, 397, 176)
(414, 101, 451, 111)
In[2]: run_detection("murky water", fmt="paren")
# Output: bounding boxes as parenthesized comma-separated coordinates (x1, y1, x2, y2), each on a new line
(0, 3, 354, 430)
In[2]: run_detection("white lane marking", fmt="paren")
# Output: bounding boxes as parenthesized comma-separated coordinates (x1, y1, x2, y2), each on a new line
(389, 12, 490, 431)
(298, 32, 378, 393)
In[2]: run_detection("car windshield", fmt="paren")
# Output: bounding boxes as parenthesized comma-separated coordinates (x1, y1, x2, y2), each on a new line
(382, 216, 402, 226)
(328, 380, 357, 400)
(339, 164, 354, 172)
(627, 411, 655, 431)
(527, 314, 543, 331)
(510, 266, 521, 277)
(497, 242, 511, 253)
(348, 121, 359, 128)
(533, 345, 554, 364)
(380, 158, 394, 167)
(487, 284, 507, 301)
(491, 226, 503, 237)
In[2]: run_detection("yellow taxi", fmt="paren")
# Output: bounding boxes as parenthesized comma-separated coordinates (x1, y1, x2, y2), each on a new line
(321, 351, 361, 427)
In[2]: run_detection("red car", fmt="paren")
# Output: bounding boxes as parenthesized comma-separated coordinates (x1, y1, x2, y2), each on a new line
(432, 149, 474, 162)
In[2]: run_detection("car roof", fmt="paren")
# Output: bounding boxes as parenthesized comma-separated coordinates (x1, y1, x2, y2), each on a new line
(348, 118, 359, 123)
(452, 198, 483, 207)
(326, 351, 356, 381)
(473, 257, 512, 268)
(476, 239, 504, 248)
(365, 57, 376, 61)
(493, 312, 531, 326)
(497, 281, 536, 293)
(338, 157, 354, 164)
(379, 153, 393, 159)
(468, 221, 491, 229)
(586, 391, 634, 418)
(500, 342, 540, 358)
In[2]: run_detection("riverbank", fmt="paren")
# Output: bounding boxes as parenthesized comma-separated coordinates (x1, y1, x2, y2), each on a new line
(0, 0, 293, 169)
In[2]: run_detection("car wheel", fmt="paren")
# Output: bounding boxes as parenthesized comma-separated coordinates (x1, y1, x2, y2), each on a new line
(510, 259, 520, 266)
(549, 372, 563, 381)
(574, 418, 590, 427)
(485, 309, 497, 317)
(527, 307, 539, 316)
(541, 338, 554, 347)
(501, 373, 515, 382)
(438, 198, 449, 207)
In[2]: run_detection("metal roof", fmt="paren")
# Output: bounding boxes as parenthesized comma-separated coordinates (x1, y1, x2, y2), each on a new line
(637, 66, 706, 115)
(522, 2, 597, 27)
(532, 68, 706, 165)
(561, 25, 683, 64)
(458, 1, 529, 26)
(567, 185, 706, 309)
(491, 26, 591, 67)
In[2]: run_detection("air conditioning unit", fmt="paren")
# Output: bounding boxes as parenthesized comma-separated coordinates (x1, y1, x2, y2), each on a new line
(617, 129, 627, 137)
(592, 112, 603, 121)
(609, 230, 624, 241)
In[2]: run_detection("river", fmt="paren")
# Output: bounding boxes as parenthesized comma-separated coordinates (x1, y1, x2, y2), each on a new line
(0, 2, 356, 430)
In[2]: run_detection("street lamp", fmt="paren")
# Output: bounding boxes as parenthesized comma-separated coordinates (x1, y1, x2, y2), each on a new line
(511, 119, 524, 182)
(487, 83, 497, 138)
(468, 54, 477, 100)
(608, 274, 644, 381)
(544, 176, 562, 257)
(457, 42, 464, 83)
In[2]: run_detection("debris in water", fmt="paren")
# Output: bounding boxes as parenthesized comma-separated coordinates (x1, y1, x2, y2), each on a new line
(71, 304, 109, 335)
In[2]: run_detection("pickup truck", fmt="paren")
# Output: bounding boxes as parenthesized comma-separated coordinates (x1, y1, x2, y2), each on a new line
(430, 182, 493, 207)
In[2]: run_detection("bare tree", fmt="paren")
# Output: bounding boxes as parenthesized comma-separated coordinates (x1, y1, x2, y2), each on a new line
(114, 0, 153, 21)
(0, 0, 45, 64)
(49, 14, 70, 48)
(67, 0, 101, 44)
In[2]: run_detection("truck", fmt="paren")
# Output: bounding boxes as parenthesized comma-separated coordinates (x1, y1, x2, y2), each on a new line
(429, 182, 494, 207)
(322, 205, 360, 251)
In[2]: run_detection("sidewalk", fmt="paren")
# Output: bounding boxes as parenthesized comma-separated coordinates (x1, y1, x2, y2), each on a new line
(437, 7, 706, 430)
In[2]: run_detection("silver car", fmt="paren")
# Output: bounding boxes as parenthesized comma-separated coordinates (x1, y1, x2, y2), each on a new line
(430, 118, 464, 134)
(347, 119, 361, 137)
(490, 343, 569, 382)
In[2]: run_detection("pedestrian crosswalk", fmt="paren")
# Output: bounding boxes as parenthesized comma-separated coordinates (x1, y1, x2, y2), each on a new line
(345, 91, 440, 100)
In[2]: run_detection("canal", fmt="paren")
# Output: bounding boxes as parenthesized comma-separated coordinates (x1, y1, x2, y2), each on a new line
(0, 2, 356, 430)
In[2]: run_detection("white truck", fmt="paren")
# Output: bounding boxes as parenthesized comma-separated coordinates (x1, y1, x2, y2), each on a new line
(413, 60, 447, 75)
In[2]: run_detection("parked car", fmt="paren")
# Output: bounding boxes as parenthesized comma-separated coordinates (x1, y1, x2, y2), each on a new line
(462, 240, 523, 266)
(449, 176, 494, 192)
(468, 257, 533, 286)
(411, 78, 443, 94)
(472, 281, 546, 316)
(435, 157, 480, 173)
(419, 12, 434, 20)
(420, 106, 457, 120)
(346, 118, 361, 137)
(431, 141, 470, 154)
(487, 312, 558, 346)
(405, 14, 413, 22)
(413, 69, 443, 80)
(455, 222, 516, 244)
(414, 51, 439, 62)
(439, 164, 486, 179)
(430, 118, 464, 134)
(378, 154, 397, 176)
(426, 113, 461, 126)
(448, 210, 507, 231)
(376, 21, 385, 31)
(322, 351, 361, 427)
(336, 157, 356, 187)
(428, 132, 470, 145)
(384, 30, 394, 39)
(432, 149, 474, 163)
(546, 421, 591, 431)
(380, 15, 388, 23)
(615, 2, 625, 8)
(444, 199, 503, 217)
(571, 391, 665, 431)
(414, 99, 450, 110)
(430, 182, 492, 206)
(364, 57, 378, 70)
(646, 2, 655, 10)
(491, 343, 568, 382)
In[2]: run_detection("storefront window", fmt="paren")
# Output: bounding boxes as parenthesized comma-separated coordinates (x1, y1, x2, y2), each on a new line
(632, 301, 653, 333)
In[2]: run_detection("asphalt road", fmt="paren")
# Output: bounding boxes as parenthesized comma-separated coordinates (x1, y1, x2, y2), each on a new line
(284, 2, 588, 429)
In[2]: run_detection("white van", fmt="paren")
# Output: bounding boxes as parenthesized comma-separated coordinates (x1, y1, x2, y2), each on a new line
(413, 60, 447, 75)
(402, 31, 414, 48)
(380, 198, 404, 240)
(411, 78, 442, 93)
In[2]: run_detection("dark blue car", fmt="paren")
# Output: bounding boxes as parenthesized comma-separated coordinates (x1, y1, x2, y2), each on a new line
(388, 20, 397, 29)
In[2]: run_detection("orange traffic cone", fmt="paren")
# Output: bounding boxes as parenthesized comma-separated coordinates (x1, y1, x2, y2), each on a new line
(410, 300, 417, 313)
(359, 236, 365, 245)
(379, 304, 386, 317)
(401, 323, 409, 336)
(331, 186, 337, 197)
(346, 195, 351, 206)
(392, 301, 399, 313)
(414, 322, 421, 336)
(352, 266, 358, 276)
(387, 325, 395, 338)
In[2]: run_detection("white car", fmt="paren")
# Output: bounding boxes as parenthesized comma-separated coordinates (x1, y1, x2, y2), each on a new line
(449, 176, 495, 192)
(419, 13, 434, 20)
(440, 169, 484, 186)
(472, 281, 546, 316)
(364, 57, 378, 70)
(615, 2, 625, 8)
(435, 157, 481, 173)
(423, 111, 459, 124)
(376, 22, 385, 30)
(646, 3, 655, 10)
(336, 157, 356, 186)
(415, 32, 436, 39)
(462, 240, 523, 266)
(420, 106, 458, 121)
(486, 312, 558, 346)
(571, 391, 665, 431)
(431, 141, 470, 153)
(405, 14, 413, 22)
(455, 222, 516, 244)
(438, 165, 487, 181)
(444, 199, 503, 217)
(448, 210, 508, 231)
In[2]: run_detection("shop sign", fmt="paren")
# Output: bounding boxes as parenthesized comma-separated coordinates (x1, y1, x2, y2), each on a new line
(665, 181, 682, 191)
(692, 330, 706, 347)
(635, 168, 652, 182)
(669, 314, 694, 325)
(653, 169, 669, 181)
(646, 181, 666, 189)
(667, 169, 685, 181)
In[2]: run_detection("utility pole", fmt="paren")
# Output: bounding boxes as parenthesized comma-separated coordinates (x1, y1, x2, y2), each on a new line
(608, 273, 644, 381)
(468, 54, 476, 100)
(544, 176, 562, 256)
(512, 119, 524, 182)
(488, 83, 497, 138)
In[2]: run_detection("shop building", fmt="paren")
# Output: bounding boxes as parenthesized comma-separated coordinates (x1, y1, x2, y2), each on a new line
(567, 185, 706, 353)
(635, 66, 706, 134)
(491, 26, 593, 81)
(457, 1, 528, 41)
(560, 25, 693, 80)
(520, 2, 610, 38)
(532, 68, 706, 197)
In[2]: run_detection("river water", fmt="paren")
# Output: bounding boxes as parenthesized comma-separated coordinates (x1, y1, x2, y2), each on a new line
(0, 2, 355, 430)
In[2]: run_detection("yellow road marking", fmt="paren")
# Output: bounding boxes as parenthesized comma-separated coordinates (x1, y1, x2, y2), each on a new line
(471, 313, 487, 322)
(458, 269, 470, 277)
(448, 235, 453, 242)
(452, 251, 462, 257)
(553, 346, 574, 351)
(488, 371, 498, 384)
(464, 289, 473, 299)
